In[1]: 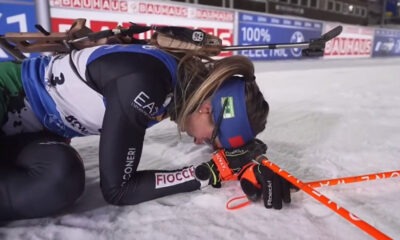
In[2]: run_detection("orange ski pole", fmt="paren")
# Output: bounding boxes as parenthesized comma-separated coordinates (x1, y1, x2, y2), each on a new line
(257, 156, 392, 240)
(306, 170, 400, 188)
(227, 171, 400, 210)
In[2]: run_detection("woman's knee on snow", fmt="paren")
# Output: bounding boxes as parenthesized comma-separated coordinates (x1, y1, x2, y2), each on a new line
(17, 141, 86, 212)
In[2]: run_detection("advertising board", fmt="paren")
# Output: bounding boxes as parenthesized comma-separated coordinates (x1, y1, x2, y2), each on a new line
(0, 0, 38, 61)
(49, 0, 235, 57)
(237, 12, 323, 60)
(323, 23, 374, 59)
(372, 28, 400, 57)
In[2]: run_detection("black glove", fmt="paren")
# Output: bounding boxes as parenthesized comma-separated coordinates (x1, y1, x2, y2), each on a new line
(239, 162, 291, 209)
(195, 139, 268, 188)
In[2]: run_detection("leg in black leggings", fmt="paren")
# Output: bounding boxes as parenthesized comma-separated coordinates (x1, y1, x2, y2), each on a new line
(0, 132, 85, 221)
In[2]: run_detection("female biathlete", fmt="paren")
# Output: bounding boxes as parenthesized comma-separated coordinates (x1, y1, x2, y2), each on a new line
(0, 26, 291, 221)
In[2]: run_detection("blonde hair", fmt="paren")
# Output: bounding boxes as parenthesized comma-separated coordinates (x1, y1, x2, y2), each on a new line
(165, 51, 269, 137)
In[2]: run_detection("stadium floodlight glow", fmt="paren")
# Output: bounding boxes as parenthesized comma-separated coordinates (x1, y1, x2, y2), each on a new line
(348, 4, 354, 12)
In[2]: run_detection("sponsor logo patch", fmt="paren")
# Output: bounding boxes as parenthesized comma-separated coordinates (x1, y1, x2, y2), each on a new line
(155, 167, 195, 189)
(222, 97, 234, 119)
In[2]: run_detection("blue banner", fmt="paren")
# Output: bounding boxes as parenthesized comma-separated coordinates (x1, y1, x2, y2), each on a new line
(372, 28, 400, 57)
(237, 12, 323, 60)
(0, 0, 38, 61)
(386, 0, 399, 17)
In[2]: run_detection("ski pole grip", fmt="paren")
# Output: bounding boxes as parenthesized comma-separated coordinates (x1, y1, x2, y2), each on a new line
(302, 48, 324, 57)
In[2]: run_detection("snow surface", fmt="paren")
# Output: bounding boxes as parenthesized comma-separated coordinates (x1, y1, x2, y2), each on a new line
(1, 57, 400, 240)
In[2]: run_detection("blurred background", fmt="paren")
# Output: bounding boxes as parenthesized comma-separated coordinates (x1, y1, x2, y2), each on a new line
(170, 0, 400, 26)
(1, 0, 400, 61)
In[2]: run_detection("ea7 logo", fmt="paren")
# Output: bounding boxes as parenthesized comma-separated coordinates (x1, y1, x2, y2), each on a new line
(131, 91, 159, 117)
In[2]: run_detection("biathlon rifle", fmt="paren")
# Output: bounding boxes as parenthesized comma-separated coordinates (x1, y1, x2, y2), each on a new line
(0, 18, 342, 61)
(0, 19, 150, 62)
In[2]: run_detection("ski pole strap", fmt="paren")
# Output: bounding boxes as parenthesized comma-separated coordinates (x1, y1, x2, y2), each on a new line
(212, 149, 237, 181)
(226, 195, 251, 210)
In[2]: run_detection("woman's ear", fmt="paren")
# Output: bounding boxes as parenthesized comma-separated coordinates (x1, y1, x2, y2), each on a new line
(198, 99, 212, 114)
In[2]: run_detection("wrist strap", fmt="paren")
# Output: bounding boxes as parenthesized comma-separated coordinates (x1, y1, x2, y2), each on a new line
(212, 149, 237, 181)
